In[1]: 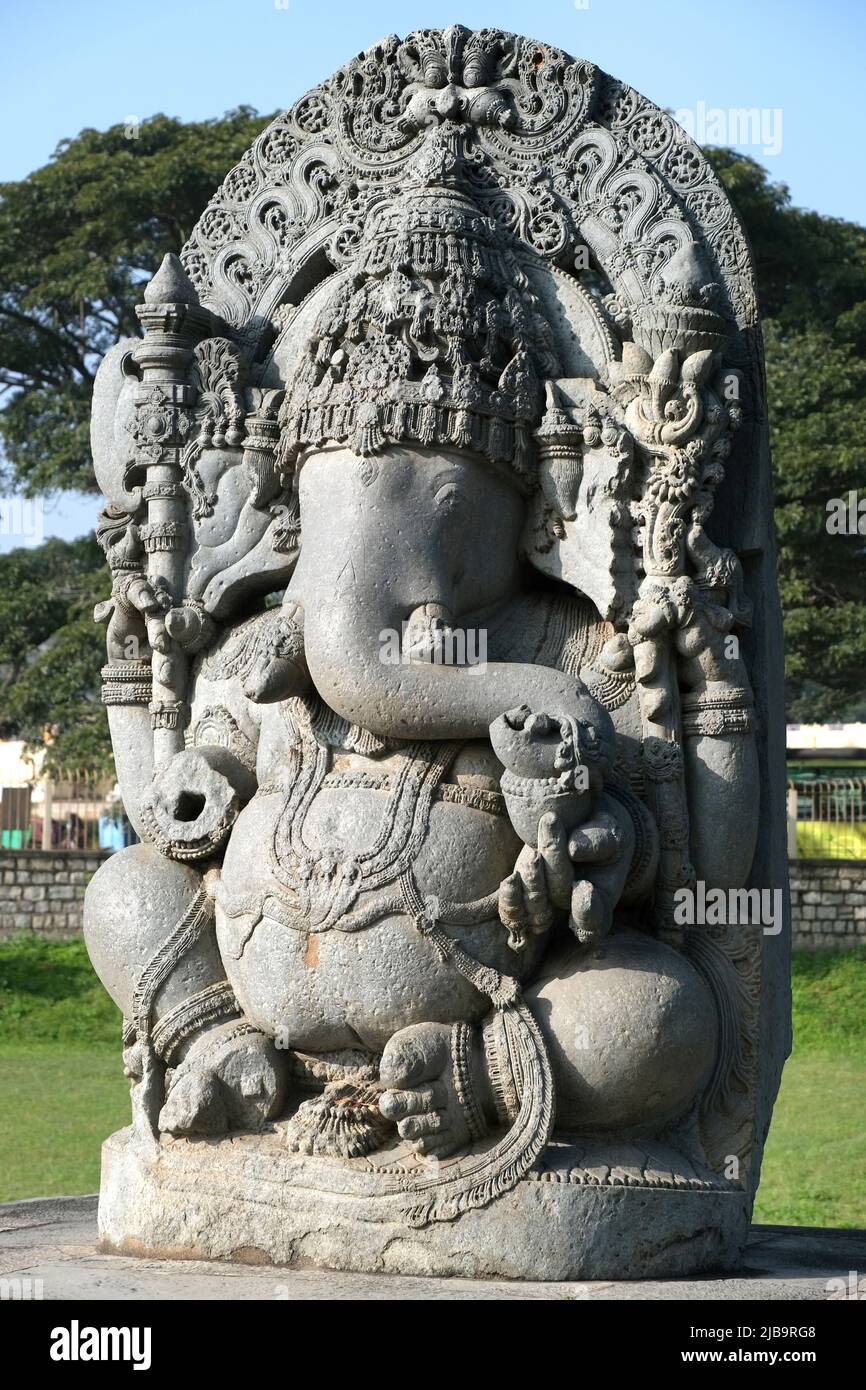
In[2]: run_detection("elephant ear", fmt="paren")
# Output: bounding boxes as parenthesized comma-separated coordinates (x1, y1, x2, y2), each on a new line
(90, 338, 144, 512)
(522, 377, 637, 626)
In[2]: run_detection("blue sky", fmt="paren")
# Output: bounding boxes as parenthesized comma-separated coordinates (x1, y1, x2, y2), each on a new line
(0, 0, 861, 548)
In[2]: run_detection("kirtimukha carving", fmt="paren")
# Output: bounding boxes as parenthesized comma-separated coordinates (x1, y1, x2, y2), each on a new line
(86, 26, 789, 1280)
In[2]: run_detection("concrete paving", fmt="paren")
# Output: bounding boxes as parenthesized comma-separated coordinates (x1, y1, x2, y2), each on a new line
(1, 1195, 864, 1300)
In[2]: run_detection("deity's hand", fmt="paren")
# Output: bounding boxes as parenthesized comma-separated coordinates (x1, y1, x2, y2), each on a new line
(97, 571, 172, 664)
(140, 747, 257, 861)
(627, 575, 752, 700)
(498, 807, 628, 950)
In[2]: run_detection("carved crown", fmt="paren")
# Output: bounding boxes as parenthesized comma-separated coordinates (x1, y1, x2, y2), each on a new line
(278, 128, 561, 489)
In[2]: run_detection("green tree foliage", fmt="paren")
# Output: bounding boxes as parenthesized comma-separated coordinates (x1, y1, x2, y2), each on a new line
(706, 149, 866, 719)
(0, 108, 272, 495)
(0, 537, 109, 770)
(0, 110, 271, 767)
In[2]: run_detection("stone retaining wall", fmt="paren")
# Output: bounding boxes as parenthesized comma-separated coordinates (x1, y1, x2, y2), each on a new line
(0, 851, 110, 939)
(788, 859, 866, 950)
(1, 850, 864, 948)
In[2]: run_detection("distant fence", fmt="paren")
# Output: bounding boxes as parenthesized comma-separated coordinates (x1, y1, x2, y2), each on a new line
(0, 770, 136, 854)
(2, 771, 864, 860)
(787, 779, 866, 860)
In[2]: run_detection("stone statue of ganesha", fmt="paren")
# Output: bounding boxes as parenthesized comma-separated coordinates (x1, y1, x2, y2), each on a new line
(83, 27, 788, 1280)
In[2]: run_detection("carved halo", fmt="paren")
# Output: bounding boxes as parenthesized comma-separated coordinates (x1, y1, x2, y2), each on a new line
(180, 25, 757, 353)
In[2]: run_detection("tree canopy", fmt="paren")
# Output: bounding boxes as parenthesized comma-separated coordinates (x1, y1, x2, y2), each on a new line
(0, 110, 272, 768)
(0, 108, 271, 495)
(707, 149, 866, 720)
(0, 118, 864, 765)
(0, 536, 110, 771)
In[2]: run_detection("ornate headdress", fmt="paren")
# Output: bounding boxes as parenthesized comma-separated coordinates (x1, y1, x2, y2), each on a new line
(278, 128, 561, 491)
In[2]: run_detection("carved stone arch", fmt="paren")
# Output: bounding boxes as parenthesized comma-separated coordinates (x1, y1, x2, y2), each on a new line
(180, 27, 756, 345)
(178, 20, 782, 1205)
(179, 26, 765, 560)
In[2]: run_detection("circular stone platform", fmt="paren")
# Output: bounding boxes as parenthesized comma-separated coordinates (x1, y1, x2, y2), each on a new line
(1, 1196, 864, 1300)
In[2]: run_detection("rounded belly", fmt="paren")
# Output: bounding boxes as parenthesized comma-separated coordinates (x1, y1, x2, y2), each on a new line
(216, 777, 536, 1052)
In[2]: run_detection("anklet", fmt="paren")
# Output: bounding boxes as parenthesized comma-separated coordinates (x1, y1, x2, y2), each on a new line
(150, 981, 242, 1065)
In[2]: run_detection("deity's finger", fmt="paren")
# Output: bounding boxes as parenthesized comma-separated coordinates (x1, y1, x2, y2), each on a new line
(568, 817, 623, 864)
(628, 605, 670, 643)
(520, 849, 554, 932)
(498, 871, 527, 929)
(144, 614, 170, 655)
(537, 812, 573, 910)
(414, 1134, 455, 1158)
(569, 879, 612, 945)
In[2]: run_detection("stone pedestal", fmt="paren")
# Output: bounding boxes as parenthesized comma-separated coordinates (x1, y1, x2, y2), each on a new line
(3, 1194, 864, 1300)
(98, 1126, 748, 1282)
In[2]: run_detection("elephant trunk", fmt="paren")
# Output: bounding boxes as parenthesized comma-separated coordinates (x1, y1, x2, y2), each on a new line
(302, 587, 609, 745)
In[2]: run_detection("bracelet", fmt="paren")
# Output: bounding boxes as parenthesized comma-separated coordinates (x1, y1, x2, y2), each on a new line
(101, 661, 152, 706)
(681, 687, 755, 738)
(584, 663, 637, 711)
(451, 1022, 488, 1141)
(111, 569, 145, 600)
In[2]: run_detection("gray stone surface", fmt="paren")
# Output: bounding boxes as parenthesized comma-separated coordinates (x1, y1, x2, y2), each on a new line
(81, 24, 790, 1280)
(1, 1197, 863, 1301)
(97, 1125, 747, 1283)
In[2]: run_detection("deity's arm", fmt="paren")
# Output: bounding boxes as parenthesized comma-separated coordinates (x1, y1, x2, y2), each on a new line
(135, 602, 312, 856)
(579, 616, 757, 904)
(622, 568, 761, 893)
(98, 570, 306, 839)
(105, 705, 156, 839)
(671, 579, 759, 889)
(680, 678, 759, 890)
(97, 570, 163, 836)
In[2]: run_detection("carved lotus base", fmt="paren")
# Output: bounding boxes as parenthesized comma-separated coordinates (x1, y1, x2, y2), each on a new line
(98, 1126, 750, 1281)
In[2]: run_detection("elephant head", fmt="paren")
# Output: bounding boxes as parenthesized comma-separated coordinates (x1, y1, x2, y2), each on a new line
(253, 132, 633, 752)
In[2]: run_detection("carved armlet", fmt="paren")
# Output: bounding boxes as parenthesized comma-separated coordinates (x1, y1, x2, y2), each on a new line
(681, 687, 755, 738)
(101, 660, 153, 706)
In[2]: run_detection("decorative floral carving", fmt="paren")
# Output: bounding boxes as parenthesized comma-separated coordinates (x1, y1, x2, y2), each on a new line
(123, 386, 192, 465)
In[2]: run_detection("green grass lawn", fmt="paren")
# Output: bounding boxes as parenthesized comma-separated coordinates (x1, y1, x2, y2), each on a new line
(752, 948, 866, 1228)
(0, 936, 129, 1201)
(0, 935, 864, 1225)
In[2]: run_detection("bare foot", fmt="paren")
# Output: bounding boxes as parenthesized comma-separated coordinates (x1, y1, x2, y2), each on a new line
(379, 1021, 492, 1158)
(158, 1021, 287, 1136)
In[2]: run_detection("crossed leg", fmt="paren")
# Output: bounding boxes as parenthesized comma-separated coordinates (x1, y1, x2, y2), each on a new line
(379, 929, 717, 1155)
